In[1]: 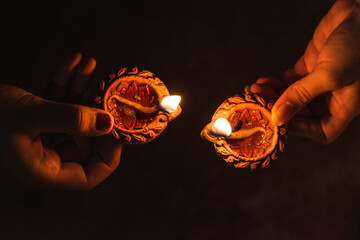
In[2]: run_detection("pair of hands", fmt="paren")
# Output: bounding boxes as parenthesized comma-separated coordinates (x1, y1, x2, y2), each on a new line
(0, 53, 122, 190)
(1, 0, 359, 190)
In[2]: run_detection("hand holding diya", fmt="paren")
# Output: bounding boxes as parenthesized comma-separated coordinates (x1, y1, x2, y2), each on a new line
(94, 67, 181, 144)
(201, 88, 287, 170)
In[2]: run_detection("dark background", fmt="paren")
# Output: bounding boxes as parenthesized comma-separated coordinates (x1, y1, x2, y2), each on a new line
(1, 0, 360, 239)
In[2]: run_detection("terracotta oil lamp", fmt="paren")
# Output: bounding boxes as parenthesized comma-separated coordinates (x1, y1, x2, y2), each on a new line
(201, 88, 287, 170)
(94, 67, 181, 144)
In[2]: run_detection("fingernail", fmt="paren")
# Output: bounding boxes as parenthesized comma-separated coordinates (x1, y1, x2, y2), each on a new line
(272, 103, 294, 126)
(96, 113, 112, 131)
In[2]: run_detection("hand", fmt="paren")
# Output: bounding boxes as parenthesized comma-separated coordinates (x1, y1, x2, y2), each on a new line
(250, 0, 360, 144)
(0, 53, 123, 190)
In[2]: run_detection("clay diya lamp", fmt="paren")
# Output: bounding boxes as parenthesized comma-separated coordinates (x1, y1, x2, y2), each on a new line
(201, 90, 287, 170)
(94, 67, 181, 144)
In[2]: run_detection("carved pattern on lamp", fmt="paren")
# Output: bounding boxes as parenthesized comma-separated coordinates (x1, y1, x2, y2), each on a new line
(94, 67, 181, 144)
(201, 92, 287, 170)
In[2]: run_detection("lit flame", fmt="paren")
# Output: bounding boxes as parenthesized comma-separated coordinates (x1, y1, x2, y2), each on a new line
(211, 118, 231, 137)
(160, 95, 181, 113)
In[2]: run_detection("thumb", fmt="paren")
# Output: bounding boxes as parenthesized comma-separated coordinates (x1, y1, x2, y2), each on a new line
(272, 69, 330, 126)
(23, 98, 114, 136)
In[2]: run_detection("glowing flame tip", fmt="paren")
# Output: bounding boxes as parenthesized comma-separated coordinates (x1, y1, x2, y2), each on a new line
(211, 118, 231, 137)
(160, 95, 181, 113)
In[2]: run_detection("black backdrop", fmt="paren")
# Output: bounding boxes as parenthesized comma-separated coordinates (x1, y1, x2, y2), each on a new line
(1, 0, 360, 239)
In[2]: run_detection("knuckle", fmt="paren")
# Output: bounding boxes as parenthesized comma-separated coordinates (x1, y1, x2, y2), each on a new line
(323, 72, 341, 90)
(288, 82, 313, 106)
(316, 67, 342, 90)
(326, 78, 342, 91)
(74, 105, 85, 133)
